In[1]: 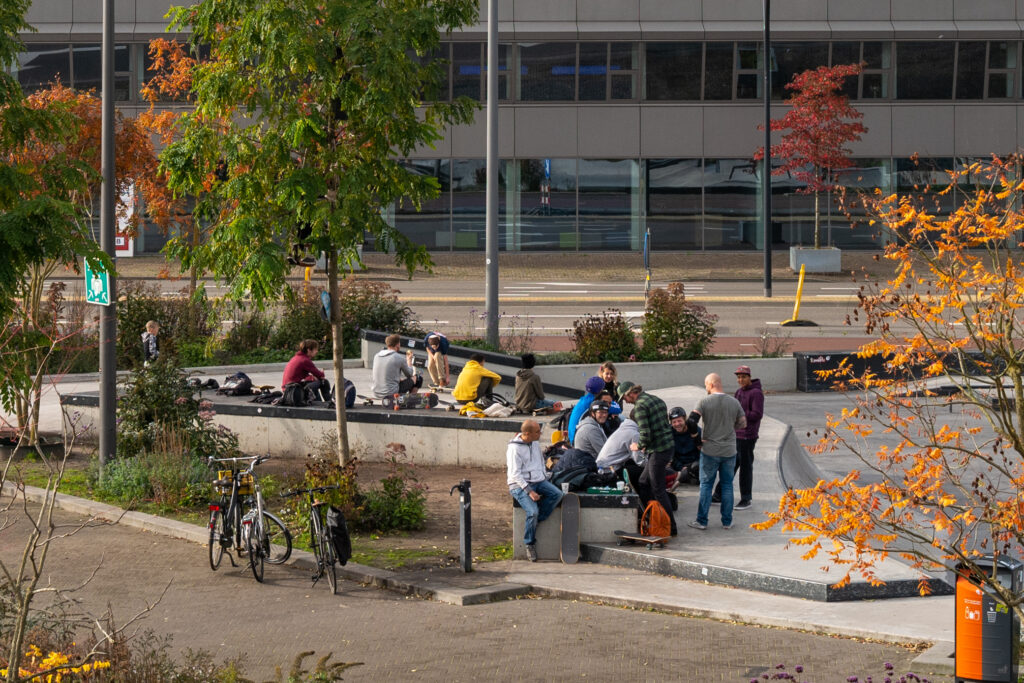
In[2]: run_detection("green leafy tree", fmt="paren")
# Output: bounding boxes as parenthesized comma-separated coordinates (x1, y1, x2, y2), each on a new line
(159, 0, 478, 465)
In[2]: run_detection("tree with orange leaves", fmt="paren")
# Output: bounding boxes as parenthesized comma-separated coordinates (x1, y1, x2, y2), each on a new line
(756, 154, 1024, 619)
(755, 63, 866, 249)
(5, 84, 168, 446)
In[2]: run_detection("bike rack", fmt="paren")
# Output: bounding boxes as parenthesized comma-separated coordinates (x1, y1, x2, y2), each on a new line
(450, 479, 472, 573)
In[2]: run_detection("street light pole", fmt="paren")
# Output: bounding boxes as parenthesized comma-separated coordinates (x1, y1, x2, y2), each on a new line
(484, 0, 499, 347)
(98, 0, 116, 471)
(762, 0, 773, 298)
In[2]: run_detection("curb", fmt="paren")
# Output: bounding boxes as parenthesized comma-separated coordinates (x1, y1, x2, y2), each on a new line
(44, 358, 365, 385)
(0, 482, 956, 673)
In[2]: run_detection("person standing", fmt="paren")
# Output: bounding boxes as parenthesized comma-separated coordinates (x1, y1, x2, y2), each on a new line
(619, 381, 677, 536)
(507, 419, 563, 562)
(687, 373, 746, 531)
(141, 320, 160, 366)
(371, 333, 422, 398)
(712, 365, 764, 510)
(424, 332, 450, 389)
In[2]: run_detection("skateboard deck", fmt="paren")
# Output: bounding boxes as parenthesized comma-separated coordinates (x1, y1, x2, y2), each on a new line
(560, 492, 581, 564)
(613, 529, 670, 549)
(381, 392, 440, 411)
(356, 394, 376, 406)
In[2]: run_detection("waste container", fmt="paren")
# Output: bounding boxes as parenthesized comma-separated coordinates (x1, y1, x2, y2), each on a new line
(955, 556, 1022, 682)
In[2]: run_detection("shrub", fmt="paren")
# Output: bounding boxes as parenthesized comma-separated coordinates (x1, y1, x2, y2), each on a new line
(298, 434, 364, 528)
(535, 351, 579, 365)
(115, 358, 239, 460)
(640, 282, 718, 360)
(94, 432, 212, 507)
(450, 337, 499, 352)
(571, 310, 641, 363)
(336, 280, 424, 357)
(361, 443, 426, 533)
(116, 281, 213, 368)
(95, 456, 150, 503)
(222, 309, 275, 356)
(270, 284, 332, 353)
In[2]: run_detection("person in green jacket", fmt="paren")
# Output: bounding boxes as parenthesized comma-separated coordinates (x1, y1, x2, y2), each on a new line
(619, 380, 677, 536)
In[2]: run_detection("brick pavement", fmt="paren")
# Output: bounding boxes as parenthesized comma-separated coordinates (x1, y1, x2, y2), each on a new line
(1, 505, 946, 682)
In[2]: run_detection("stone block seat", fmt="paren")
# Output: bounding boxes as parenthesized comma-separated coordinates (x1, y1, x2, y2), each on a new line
(512, 492, 639, 560)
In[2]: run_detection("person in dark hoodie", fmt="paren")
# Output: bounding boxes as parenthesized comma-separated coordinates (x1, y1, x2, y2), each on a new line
(514, 353, 562, 414)
(713, 365, 764, 510)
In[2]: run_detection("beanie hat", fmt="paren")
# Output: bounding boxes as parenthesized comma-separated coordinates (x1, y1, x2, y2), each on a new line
(584, 376, 605, 394)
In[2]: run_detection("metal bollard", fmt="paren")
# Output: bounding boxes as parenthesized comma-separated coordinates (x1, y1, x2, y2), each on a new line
(449, 479, 472, 573)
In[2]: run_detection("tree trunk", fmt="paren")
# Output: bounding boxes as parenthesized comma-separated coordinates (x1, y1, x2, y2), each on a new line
(813, 190, 820, 249)
(326, 249, 352, 466)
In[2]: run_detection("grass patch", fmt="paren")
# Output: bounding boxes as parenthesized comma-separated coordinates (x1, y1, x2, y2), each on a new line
(476, 542, 513, 562)
(350, 545, 452, 570)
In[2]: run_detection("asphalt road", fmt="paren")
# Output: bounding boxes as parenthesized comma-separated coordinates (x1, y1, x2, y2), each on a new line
(0, 504, 937, 682)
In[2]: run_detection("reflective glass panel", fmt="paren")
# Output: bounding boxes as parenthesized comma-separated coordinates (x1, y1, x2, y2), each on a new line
(896, 42, 954, 99)
(393, 160, 451, 250)
(578, 159, 639, 251)
(609, 42, 637, 100)
(451, 159, 509, 250)
(702, 159, 758, 249)
(831, 160, 890, 248)
(519, 43, 576, 101)
(956, 42, 986, 99)
(645, 42, 701, 101)
(704, 43, 733, 100)
(73, 44, 130, 100)
(772, 42, 828, 99)
(16, 44, 69, 93)
(646, 159, 702, 249)
(579, 43, 607, 101)
(452, 42, 482, 101)
(514, 159, 577, 250)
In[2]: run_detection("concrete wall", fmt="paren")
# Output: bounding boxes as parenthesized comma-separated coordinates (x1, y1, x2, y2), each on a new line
(512, 500, 638, 560)
(535, 358, 797, 393)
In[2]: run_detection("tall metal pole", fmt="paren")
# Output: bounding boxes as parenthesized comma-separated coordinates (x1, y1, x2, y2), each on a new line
(98, 0, 117, 471)
(762, 0, 773, 298)
(484, 0, 499, 347)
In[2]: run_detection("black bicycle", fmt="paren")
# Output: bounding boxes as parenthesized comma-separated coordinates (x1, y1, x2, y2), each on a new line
(208, 455, 292, 582)
(283, 484, 341, 594)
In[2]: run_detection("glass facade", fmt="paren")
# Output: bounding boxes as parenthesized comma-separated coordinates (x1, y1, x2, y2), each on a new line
(379, 156, 894, 253)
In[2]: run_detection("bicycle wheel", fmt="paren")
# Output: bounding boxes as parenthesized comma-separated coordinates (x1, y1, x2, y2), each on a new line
(244, 515, 265, 583)
(320, 525, 338, 595)
(310, 516, 324, 579)
(208, 508, 225, 571)
(262, 511, 292, 564)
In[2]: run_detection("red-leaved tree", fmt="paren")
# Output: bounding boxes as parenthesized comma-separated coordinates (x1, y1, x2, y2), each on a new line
(755, 63, 866, 249)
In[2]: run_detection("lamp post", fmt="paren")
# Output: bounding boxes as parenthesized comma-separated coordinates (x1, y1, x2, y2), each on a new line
(484, 0, 499, 346)
(762, 0, 772, 298)
(98, 0, 116, 471)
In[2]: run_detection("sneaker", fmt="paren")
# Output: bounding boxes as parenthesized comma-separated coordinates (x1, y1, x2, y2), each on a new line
(734, 500, 752, 510)
(687, 520, 707, 530)
(525, 544, 538, 562)
(723, 523, 733, 530)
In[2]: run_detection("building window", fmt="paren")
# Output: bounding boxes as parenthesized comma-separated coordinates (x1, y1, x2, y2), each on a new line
(704, 42, 734, 100)
(392, 159, 451, 250)
(646, 159, 702, 248)
(735, 42, 761, 99)
(896, 42, 955, 99)
(72, 44, 131, 100)
(518, 42, 576, 101)
(987, 41, 1016, 98)
(644, 42, 702, 101)
(831, 42, 891, 99)
(771, 42, 829, 99)
(956, 42, 987, 99)
(702, 159, 758, 249)
(578, 159, 640, 250)
(15, 44, 70, 93)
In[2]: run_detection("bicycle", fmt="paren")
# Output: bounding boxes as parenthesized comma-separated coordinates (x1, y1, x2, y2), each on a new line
(282, 484, 341, 594)
(208, 455, 292, 582)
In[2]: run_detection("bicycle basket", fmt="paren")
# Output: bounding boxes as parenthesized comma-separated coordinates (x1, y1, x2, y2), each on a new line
(214, 470, 234, 494)
(237, 472, 255, 495)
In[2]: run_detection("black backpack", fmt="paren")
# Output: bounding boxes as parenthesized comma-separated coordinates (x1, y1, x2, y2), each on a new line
(326, 506, 352, 566)
(216, 372, 253, 397)
(278, 382, 310, 407)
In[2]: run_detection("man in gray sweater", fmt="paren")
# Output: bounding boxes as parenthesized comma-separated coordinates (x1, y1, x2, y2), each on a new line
(574, 400, 610, 457)
(371, 333, 422, 398)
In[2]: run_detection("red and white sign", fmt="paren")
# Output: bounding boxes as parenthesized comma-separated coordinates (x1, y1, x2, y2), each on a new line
(115, 184, 135, 257)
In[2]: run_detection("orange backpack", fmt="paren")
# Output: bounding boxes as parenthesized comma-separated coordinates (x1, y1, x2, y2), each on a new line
(640, 500, 672, 538)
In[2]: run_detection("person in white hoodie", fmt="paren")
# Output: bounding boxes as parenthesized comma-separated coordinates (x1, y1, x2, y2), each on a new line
(507, 419, 563, 562)
(371, 333, 422, 398)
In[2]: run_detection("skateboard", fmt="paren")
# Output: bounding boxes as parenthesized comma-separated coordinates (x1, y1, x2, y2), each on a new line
(613, 530, 670, 550)
(429, 385, 450, 393)
(381, 392, 440, 411)
(356, 394, 376, 406)
(560, 492, 580, 564)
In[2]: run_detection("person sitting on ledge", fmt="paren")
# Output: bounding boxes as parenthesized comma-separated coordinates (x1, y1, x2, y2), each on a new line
(566, 375, 607, 443)
(507, 419, 563, 562)
(453, 353, 502, 404)
(371, 333, 422, 398)
(514, 353, 562, 415)
(281, 339, 330, 401)
(574, 400, 610, 458)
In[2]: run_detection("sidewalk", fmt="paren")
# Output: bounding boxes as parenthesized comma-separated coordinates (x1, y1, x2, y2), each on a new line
(4, 481, 955, 677)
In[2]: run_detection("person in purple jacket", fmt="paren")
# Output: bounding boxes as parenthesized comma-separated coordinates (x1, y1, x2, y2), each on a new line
(714, 364, 764, 510)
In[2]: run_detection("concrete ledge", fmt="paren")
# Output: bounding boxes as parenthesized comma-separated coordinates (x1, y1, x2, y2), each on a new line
(512, 493, 638, 560)
(579, 542, 953, 602)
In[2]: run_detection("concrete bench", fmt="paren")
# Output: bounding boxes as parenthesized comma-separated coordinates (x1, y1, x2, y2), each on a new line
(512, 492, 639, 560)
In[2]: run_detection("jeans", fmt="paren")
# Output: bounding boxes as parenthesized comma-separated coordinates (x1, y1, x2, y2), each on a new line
(697, 453, 737, 527)
(510, 480, 564, 546)
(713, 438, 756, 503)
(639, 448, 676, 535)
(534, 398, 555, 410)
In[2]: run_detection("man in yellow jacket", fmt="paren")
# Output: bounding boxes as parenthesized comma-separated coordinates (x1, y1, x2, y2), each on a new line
(453, 353, 502, 404)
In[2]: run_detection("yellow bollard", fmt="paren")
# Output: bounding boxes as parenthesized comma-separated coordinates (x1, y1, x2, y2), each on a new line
(781, 263, 817, 327)
(304, 266, 312, 282)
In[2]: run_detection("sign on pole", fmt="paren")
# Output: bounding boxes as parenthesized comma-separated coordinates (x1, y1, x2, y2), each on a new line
(84, 260, 111, 306)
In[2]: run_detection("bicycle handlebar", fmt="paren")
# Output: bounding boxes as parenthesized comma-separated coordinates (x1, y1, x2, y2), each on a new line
(208, 454, 269, 469)
(282, 484, 340, 498)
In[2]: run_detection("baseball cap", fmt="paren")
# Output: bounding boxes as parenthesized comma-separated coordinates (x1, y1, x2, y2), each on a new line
(617, 380, 638, 396)
(590, 400, 611, 413)
(669, 406, 686, 420)
(734, 365, 752, 375)
(585, 376, 605, 394)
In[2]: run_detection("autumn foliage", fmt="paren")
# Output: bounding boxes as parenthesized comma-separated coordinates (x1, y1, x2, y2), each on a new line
(756, 63, 867, 248)
(755, 154, 1024, 617)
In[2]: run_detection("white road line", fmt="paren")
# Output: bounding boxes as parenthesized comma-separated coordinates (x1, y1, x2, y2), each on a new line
(819, 287, 860, 290)
(503, 286, 546, 290)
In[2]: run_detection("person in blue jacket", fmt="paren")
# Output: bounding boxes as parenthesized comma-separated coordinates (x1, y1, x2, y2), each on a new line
(566, 376, 606, 443)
